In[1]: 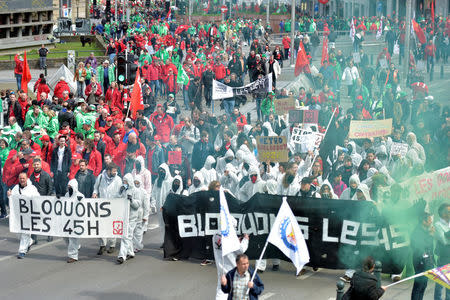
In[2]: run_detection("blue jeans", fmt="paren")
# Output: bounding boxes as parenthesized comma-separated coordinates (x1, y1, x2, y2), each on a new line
(150, 80, 160, 98)
(434, 281, 450, 300)
(15, 73, 22, 91)
(77, 81, 85, 97)
(182, 88, 190, 108)
(223, 100, 235, 116)
(39, 57, 46, 69)
(411, 275, 428, 300)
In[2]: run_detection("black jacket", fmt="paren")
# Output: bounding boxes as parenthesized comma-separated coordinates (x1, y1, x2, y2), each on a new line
(50, 146, 72, 174)
(75, 169, 96, 198)
(221, 267, 264, 300)
(6, 100, 24, 127)
(343, 271, 384, 300)
(30, 170, 53, 196)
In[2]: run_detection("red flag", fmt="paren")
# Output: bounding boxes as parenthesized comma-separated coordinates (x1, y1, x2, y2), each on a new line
(175, 25, 190, 35)
(294, 42, 310, 77)
(21, 51, 32, 94)
(166, 6, 172, 20)
(412, 19, 427, 44)
(321, 38, 329, 66)
(129, 68, 144, 119)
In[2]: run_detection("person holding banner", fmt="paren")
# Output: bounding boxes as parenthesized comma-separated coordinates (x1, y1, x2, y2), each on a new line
(65, 179, 84, 263)
(93, 163, 123, 255)
(220, 254, 264, 300)
(8, 172, 40, 259)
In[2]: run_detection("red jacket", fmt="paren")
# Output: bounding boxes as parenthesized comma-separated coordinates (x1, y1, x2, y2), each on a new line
(164, 73, 177, 93)
(69, 164, 79, 180)
(84, 148, 102, 176)
(36, 84, 50, 101)
(14, 54, 23, 75)
(150, 112, 174, 143)
(26, 159, 51, 178)
(213, 63, 227, 80)
(142, 64, 151, 82)
(114, 141, 146, 173)
(149, 64, 159, 81)
(282, 36, 291, 49)
(54, 80, 70, 99)
(85, 82, 102, 98)
(40, 143, 53, 165)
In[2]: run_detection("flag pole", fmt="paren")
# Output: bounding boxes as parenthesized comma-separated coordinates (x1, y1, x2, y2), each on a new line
(305, 106, 337, 176)
(245, 238, 270, 295)
(385, 272, 426, 288)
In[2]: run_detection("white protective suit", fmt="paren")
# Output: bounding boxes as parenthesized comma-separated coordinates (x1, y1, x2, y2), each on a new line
(200, 156, 218, 186)
(277, 173, 301, 196)
(340, 174, 360, 200)
(118, 174, 144, 261)
(216, 149, 239, 176)
(132, 156, 153, 231)
(351, 183, 373, 201)
(239, 165, 266, 202)
(219, 163, 239, 197)
(319, 180, 339, 199)
(65, 179, 84, 260)
(238, 144, 259, 167)
(170, 175, 188, 196)
(213, 233, 249, 300)
(151, 163, 173, 243)
(132, 175, 150, 251)
(347, 141, 362, 168)
(188, 171, 208, 194)
(12, 180, 40, 255)
(93, 169, 123, 249)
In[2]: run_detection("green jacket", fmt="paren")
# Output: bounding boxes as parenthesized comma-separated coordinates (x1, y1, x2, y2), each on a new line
(96, 65, 116, 86)
(46, 116, 59, 139)
(0, 147, 10, 167)
(261, 97, 276, 116)
(24, 110, 48, 129)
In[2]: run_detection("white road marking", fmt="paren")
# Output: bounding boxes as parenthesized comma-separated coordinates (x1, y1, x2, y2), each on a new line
(147, 224, 159, 230)
(0, 238, 62, 262)
(328, 298, 336, 300)
(260, 292, 275, 300)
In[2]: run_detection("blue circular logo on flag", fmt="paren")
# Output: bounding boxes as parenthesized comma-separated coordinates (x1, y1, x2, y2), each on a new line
(280, 217, 298, 252)
(220, 205, 230, 237)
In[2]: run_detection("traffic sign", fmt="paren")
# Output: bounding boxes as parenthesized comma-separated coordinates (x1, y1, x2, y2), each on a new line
(221, 5, 228, 13)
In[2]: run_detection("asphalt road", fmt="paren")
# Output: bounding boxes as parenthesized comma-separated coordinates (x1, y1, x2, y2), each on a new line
(0, 214, 437, 300)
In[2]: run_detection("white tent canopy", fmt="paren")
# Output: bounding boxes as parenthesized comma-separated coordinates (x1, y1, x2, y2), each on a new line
(28, 64, 76, 98)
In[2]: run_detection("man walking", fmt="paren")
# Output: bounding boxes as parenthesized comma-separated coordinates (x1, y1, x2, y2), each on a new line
(38, 44, 49, 70)
(8, 172, 40, 259)
(51, 135, 72, 197)
(221, 254, 264, 299)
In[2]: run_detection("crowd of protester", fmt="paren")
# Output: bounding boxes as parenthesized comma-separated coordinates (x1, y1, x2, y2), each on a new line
(1, 1, 449, 299)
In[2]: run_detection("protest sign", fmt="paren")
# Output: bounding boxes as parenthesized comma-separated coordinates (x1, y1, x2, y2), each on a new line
(256, 136, 289, 162)
(303, 110, 319, 124)
(212, 73, 272, 100)
(289, 110, 303, 123)
(390, 142, 409, 157)
(9, 196, 128, 238)
(163, 192, 411, 275)
(168, 151, 182, 164)
(349, 119, 392, 139)
(291, 127, 324, 151)
(274, 97, 296, 115)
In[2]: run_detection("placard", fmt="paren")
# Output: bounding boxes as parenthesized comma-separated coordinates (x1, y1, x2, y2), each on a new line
(289, 110, 303, 123)
(168, 151, 182, 164)
(348, 119, 392, 139)
(9, 196, 128, 238)
(303, 110, 319, 124)
(390, 142, 408, 157)
(274, 97, 296, 115)
(291, 127, 324, 151)
(256, 136, 289, 162)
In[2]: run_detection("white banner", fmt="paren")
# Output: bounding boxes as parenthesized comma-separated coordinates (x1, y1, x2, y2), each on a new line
(9, 195, 129, 238)
(212, 79, 234, 100)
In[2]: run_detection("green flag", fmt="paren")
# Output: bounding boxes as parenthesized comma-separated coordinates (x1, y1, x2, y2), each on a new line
(177, 65, 189, 85)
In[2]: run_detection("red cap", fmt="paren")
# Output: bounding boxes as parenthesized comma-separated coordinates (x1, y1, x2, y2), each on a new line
(72, 153, 82, 160)
(156, 103, 163, 107)
(39, 135, 50, 142)
(59, 129, 69, 135)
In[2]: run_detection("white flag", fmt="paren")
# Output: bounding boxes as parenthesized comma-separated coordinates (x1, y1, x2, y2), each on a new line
(267, 198, 310, 275)
(219, 188, 240, 256)
(349, 18, 355, 42)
